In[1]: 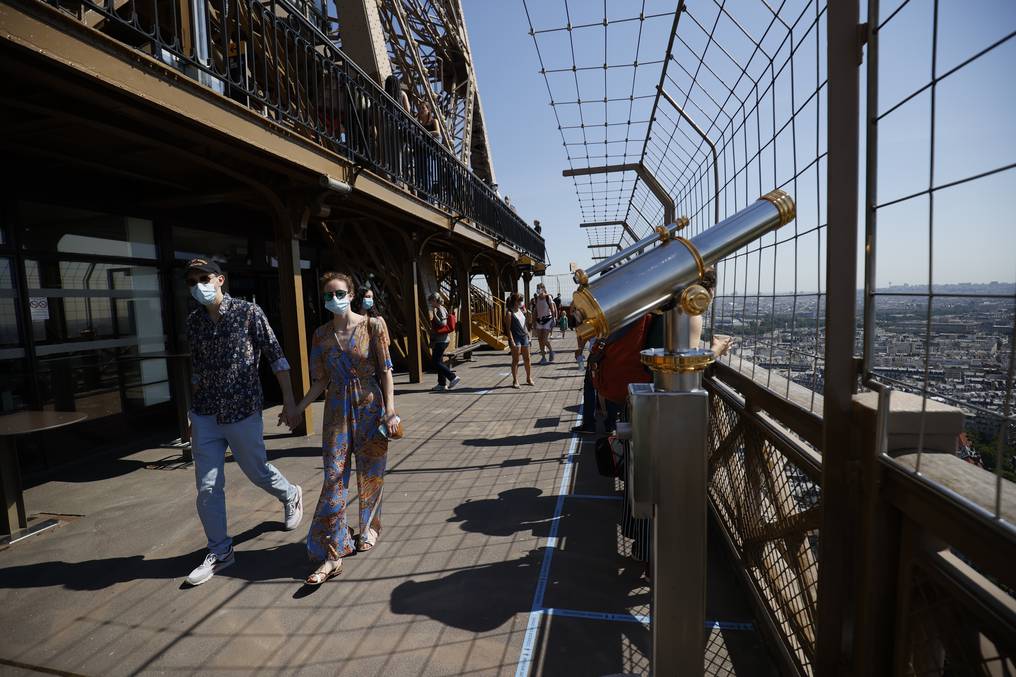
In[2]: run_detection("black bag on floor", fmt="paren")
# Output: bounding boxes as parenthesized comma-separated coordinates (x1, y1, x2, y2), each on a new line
(594, 435, 624, 478)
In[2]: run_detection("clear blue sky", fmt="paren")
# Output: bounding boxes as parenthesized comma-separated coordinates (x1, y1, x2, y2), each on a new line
(462, 0, 1015, 295)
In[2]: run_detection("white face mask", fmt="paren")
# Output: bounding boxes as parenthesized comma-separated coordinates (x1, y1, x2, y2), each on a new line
(325, 296, 350, 315)
(191, 282, 217, 306)
(362, 297, 375, 310)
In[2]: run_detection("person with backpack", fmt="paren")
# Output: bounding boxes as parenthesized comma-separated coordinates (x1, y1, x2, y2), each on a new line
(427, 292, 460, 391)
(531, 283, 558, 364)
(504, 292, 535, 389)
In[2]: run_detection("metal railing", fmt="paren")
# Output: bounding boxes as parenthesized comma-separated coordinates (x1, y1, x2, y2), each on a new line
(39, 0, 545, 261)
(469, 283, 505, 339)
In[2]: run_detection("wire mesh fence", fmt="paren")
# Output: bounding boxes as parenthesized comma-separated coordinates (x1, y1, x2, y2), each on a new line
(707, 381, 821, 675)
(863, 0, 1016, 524)
(527, 0, 833, 419)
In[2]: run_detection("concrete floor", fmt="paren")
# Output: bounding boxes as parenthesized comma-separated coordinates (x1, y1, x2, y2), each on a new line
(0, 335, 776, 676)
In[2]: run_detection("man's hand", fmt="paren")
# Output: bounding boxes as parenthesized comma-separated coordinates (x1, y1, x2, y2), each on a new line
(278, 402, 300, 430)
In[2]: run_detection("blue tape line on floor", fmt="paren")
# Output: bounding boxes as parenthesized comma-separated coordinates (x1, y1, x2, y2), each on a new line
(540, 607, 755, 631)
(516, 412, 582, 677)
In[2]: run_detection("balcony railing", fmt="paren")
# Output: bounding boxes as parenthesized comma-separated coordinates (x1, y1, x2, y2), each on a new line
(40, 0, 545, 261)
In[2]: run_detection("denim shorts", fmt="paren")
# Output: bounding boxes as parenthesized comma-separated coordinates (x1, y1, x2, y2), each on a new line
(511, 334, 530, 348)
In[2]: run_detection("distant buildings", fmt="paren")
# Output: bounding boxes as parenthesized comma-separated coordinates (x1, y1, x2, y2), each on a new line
(712, 282, 1014, 455)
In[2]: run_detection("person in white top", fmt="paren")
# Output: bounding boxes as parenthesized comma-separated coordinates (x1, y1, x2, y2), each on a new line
(531, 283, 558, 365)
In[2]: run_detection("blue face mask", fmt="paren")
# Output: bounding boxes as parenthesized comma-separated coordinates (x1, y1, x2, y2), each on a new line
(325, 296, 350, 315)
(362, 297, 374, 310)
(191, 282, 217, 306)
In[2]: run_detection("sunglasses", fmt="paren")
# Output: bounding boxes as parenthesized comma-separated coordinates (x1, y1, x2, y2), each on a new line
(323, 290, 350, 301)
(186, 274, 220, 287)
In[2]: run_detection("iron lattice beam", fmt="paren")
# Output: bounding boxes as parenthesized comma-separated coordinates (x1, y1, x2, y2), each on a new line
(374, 0, 496, 184)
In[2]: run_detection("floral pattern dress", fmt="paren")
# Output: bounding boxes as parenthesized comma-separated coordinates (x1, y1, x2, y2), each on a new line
(307, 317, 394, 561)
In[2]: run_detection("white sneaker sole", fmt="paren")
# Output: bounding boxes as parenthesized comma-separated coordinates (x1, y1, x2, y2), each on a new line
(284, 485, 303, 531)
(186, 556, 235, 586)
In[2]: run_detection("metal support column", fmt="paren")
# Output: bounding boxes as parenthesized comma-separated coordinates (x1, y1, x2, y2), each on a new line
(816, 1, 863, 674)
(404, 247, 424, 384)
(456, 254, 472, 349)
(335, 0, 393, 84)
(275, 227, 312, 436)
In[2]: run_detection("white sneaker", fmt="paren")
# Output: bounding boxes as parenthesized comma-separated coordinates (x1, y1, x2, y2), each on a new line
(186, 549, 235, 586)
(284, 485, 303, 531)
(448, 375, 461, 389)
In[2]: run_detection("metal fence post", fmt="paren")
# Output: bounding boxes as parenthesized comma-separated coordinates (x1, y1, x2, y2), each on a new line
(816, 1, 863, 675)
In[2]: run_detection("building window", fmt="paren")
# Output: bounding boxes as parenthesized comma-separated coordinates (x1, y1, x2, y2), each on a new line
(23, 256, 170, 418)
(0, 257, 28, 414)
(19, 202, 157, 260)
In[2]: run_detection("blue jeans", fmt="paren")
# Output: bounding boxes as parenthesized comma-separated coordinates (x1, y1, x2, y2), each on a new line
(581, 368, 596, 429)
(191, 411, 296, 557)
(431, 340, 455, 385)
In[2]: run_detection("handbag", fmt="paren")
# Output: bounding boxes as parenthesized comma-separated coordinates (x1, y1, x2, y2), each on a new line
(594, 434, 625, 478)
(433, 309, 454, 335)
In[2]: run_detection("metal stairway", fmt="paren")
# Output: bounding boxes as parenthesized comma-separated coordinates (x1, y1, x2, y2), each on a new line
(469, 284, 508, 350)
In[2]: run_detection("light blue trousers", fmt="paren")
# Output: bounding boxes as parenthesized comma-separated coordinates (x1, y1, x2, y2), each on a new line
(191, 411, 296, 557)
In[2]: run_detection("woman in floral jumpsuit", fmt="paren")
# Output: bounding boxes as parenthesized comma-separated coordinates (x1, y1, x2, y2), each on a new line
(291, 272, 398, 584)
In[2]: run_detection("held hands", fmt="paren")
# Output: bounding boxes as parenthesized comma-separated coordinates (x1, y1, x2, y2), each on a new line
(278, 402, 303, 430)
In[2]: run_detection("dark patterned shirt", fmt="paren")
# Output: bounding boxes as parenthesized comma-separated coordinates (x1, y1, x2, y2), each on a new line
(187, 294, 291, 424)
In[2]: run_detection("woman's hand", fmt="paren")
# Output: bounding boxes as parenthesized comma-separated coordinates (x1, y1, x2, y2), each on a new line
(385, 410, 400, 429)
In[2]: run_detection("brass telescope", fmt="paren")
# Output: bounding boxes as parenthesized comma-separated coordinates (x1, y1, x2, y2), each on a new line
(571, 189, 796, 342)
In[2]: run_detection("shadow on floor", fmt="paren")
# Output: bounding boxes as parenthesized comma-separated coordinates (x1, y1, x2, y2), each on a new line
(390, 548, 546, 632)
(461, 432, 571, 447)
(447, 488, 562, 537)
(387, 457, 567, 475)
(0, 523, 308, 590)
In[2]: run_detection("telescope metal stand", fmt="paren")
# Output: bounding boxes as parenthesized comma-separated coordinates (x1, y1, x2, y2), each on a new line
(620, 303, 713, 676)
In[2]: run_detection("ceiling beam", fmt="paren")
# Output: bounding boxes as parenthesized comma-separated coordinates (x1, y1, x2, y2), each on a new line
(579, 219, 640, 242)
(563, 162, 675, 225)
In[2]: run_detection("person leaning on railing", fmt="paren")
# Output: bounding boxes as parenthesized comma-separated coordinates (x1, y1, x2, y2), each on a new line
(605, 267, 732, 568)
(383, 75, 412, 188)
(416, 103, 441, 200)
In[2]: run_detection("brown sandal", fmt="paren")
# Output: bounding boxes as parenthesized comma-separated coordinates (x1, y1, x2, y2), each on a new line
(305, 560, 342, 585)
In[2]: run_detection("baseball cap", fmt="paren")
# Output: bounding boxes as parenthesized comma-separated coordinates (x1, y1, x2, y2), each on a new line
(186, 258, 223, 275)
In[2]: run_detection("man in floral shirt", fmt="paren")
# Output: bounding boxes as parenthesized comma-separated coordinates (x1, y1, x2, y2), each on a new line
(183, 259, 303, 586)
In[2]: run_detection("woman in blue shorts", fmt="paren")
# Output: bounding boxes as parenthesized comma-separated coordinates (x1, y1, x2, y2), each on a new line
(505, 292, 535, 389)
